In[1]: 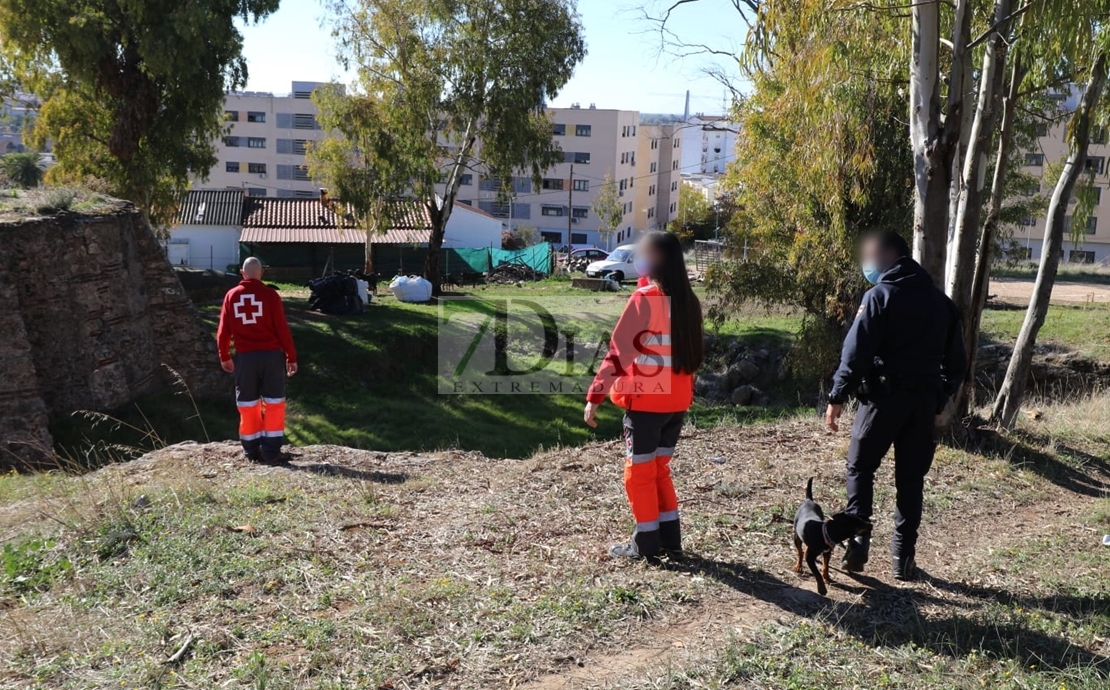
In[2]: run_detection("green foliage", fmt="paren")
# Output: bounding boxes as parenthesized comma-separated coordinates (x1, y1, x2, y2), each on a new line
(668, 182, 717, 242)
(309, 0, 585, 286)
(2, 538, 71, 592)
(0, 151, 43, 188)
(0, 0, 281, 225)
(590, 172, 624, 245)
(708, 60, 913, 381)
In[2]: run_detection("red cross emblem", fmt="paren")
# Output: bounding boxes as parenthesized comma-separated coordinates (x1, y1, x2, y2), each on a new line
(233, 294, 264, 325)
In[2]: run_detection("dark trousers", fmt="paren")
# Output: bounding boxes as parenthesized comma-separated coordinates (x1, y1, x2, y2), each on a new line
(846, 391, 937, 561)
(234, 350, 287, 460)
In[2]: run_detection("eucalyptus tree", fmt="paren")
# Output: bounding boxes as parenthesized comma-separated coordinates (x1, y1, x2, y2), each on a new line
(0, 0, 281, 225)
(311, 0, 585, 292)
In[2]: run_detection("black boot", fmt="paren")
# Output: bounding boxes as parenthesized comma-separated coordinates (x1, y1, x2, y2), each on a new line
(842, 534, 870, 573)
(609, 528, 661, 564)
(893, 555, 918, 581)
(659, 519, 684, 561)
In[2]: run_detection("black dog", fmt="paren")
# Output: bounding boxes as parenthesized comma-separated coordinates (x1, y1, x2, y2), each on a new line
(793, 477, 871, 596)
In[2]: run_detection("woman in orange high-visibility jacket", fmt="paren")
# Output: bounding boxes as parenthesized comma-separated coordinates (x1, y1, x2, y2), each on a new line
(584, 231, 704, 562)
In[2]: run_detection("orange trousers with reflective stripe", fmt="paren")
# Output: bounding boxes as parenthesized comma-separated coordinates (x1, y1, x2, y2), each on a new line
(624, 454, 678, 529)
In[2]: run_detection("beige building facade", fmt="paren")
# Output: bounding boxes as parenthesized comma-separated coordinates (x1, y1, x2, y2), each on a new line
(1015, 108, 1110, 265)
(440, 106, 681, 249)
(198, 81, 330, 198)
(200, 90, 681, 248)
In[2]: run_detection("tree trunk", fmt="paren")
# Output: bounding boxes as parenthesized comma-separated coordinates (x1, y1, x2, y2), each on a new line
(364, 221, 376, 274)
(910, 0, 951, 283)
(943, 0, 976, 281)
(958, 58, 1026, 416)
(424, 201, 453, 296)
(946, 0, 1012, 315)
(992, 54, 1107, 428)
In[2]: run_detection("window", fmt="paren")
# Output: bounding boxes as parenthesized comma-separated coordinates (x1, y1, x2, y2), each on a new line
(650, 162, 657, 173)
(619, 179, 627, 192)
(293, 165, 311, 181)
(1035, 123, 1049, 137)
(670, 202, 677, 213)
(1064, 216, 1097, 234)
(1025, 152, 1044, 166)
(542, 178, 565, 190)
(478, 201, 510, 218)
(293, 113, 319, 130)
(459, 174, 473, 186)
(223, 136, 241, 147)
(1085, 156, 1105, 174)
(575, 124, 592, 137)
(672, 161, 678, 170)
(247, 188, 266, 197)
(247, 111, 266, 123)
(541, 231, 563, 243)
(1011, 246, 1033, 261)
(649, 185, 656, 196)
(648, 208, 655, 219)
(651, 138, 659, 150)
(571, 233, 588, 245)
(671, 181, 678, 192)
(293, 190, 319, 198)
(226, 162, 240, 173)
(541, 205, 565, 217)
(1069, 250, 1096, 264)
(552, 123, 566, 136)
(1094, 127, 1108, 145)
(1020, 216, 1037, 226)
(674, 138, 680, 148)
(571, 207, 588, 219)
(247, 137, 266, 149)
(573, 179, 589, 192)
(248, 163, 267, 174)
(1023, 182, 1039, 197)
(572, 152, 590, 164)
(225, 110, 239, 122)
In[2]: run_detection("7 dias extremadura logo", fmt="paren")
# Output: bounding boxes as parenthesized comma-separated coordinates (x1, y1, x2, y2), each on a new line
(438, 295, 628, 394)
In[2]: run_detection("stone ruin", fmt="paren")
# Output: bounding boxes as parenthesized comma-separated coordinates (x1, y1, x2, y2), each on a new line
(0, 200, 226, 468)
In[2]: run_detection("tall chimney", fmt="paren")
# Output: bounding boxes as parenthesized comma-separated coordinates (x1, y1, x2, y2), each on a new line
(684, 90, 691, 121)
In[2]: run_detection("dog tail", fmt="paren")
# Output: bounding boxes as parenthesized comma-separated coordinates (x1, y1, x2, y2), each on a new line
(806, 476, 814, 500)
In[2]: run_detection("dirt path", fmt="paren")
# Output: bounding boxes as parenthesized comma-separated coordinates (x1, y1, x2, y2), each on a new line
(990, 277, 1110, 304)
(522, 496, 1105, 689)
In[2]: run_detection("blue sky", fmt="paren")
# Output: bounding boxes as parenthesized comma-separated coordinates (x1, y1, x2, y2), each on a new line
(238, 0, 745, 115)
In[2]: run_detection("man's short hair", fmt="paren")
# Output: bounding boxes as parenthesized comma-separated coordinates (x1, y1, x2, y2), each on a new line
(866, 231, 911, 259)
(242, 257, 263, 278)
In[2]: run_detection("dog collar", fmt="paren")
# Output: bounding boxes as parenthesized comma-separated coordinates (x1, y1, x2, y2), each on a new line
(822, 522, 838, 551)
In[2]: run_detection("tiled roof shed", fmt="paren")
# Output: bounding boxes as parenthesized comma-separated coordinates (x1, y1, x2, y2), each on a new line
(175, 190, 246, 226)
(239, 197, 432, 245)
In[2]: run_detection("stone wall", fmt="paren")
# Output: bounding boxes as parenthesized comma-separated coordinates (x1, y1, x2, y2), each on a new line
(0, 204, 226, 468)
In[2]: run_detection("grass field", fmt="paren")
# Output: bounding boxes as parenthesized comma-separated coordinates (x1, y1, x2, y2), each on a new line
(47, 279, 1110, 465)
(50, 281, 808, 463)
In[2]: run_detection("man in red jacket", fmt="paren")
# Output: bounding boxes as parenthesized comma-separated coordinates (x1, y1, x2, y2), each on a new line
(217, 257, 298, 463)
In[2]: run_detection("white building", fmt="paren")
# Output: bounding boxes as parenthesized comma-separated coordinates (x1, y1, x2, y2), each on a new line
(679, 114, 740, 176)
(167, 190, 244, 271)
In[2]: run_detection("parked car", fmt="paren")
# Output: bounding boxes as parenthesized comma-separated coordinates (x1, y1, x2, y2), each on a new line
(585, 244, 636, 281)
(561, 247, 609, 264)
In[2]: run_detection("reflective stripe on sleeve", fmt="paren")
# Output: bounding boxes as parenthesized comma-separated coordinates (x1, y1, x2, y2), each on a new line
(634, 354, 672, 367)
(641, 334, 671, 346)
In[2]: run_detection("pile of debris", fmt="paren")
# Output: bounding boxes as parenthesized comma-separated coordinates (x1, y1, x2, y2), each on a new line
(487, 260, 544, 285)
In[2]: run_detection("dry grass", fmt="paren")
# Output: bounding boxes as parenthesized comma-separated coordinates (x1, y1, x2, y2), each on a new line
(0, 408, 1108, 689)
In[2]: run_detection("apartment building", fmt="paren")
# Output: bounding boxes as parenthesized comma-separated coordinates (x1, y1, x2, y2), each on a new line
(679, 114, 740, 176)
(1015, 115, 1110, 265)
(197, 81, 332, 198)
(441, 105, 681, 249)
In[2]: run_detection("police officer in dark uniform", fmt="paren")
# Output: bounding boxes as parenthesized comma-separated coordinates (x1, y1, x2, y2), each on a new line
(825, 231, 967, 581)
